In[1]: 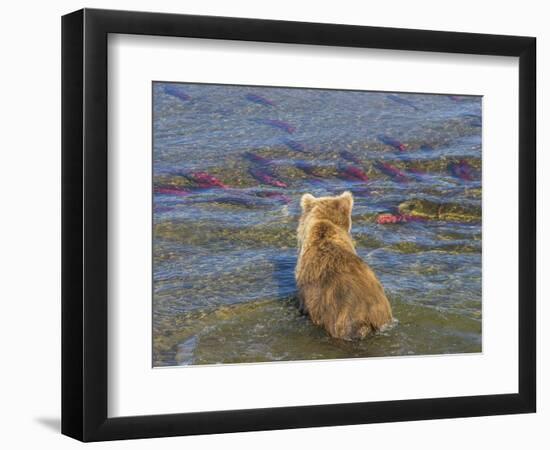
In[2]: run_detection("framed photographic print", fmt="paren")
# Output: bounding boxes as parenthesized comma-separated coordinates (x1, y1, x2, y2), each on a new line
(61, 8, 536, 442)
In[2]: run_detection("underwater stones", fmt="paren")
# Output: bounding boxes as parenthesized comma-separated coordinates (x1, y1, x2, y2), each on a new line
(397, 198, 481, 223)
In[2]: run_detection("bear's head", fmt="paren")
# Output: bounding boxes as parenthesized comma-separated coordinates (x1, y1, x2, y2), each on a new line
(297, 192, 354, 245)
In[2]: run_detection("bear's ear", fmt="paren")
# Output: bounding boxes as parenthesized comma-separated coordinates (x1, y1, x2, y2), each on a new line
(301, 193, 316, 211)
(339, 191, 354, 212)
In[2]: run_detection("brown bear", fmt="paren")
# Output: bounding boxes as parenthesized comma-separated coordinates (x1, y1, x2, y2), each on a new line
(295, 191, 392, 340)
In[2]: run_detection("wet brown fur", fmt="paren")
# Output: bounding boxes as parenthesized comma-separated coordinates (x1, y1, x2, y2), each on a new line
(295, 192, 392, 340)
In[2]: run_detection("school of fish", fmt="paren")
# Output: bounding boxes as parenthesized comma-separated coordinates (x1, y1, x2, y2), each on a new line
(156, 85, 480, 224)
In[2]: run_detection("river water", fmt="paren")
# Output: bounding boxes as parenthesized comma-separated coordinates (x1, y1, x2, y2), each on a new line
(152, 82, 482, 367)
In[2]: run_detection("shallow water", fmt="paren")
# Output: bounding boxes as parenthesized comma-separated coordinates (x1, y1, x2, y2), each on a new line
(152, 82, 482, 366)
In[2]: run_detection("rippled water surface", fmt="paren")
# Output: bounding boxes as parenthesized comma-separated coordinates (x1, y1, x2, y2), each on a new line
(152, 82, 482, 366)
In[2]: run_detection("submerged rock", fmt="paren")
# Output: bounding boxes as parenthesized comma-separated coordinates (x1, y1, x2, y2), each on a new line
(397, 198, 481, 223)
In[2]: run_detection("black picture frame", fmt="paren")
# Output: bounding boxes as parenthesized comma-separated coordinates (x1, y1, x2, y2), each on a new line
(62, 8, 536, 442)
